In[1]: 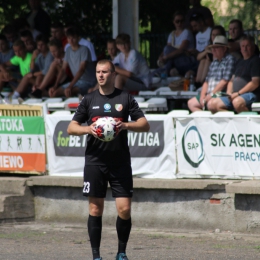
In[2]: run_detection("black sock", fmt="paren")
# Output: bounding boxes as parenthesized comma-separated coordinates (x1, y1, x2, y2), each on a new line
(116, 216, 132, 254)
(88, 215, 102, 259)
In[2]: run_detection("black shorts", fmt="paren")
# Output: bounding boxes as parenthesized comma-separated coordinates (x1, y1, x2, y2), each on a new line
(83, 164, 133, 198)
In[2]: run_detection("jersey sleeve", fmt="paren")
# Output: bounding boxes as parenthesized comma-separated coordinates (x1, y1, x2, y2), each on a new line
(72, 96, 89, 124)
(10, 55, 19, 66)
(128, 95, 145, 121)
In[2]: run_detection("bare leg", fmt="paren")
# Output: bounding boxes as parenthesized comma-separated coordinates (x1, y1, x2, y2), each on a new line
(207, 97, 228, 113)
(16, 75, 35, 95)
(114, 74, 127, 90)
(187, 97, 203, 112)
(233, 97, 248, 113)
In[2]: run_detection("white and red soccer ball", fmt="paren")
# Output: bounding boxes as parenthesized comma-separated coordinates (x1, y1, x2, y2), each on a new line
(95, 117, 119, 142)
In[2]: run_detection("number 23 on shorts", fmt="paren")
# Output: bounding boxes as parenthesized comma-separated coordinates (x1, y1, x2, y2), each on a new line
(83, 182, 90, 193)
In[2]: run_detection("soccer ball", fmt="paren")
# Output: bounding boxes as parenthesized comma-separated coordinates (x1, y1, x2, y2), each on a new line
(95, 117, 118, 142)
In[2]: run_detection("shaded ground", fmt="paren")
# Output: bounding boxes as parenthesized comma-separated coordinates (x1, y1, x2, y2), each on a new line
(1, 222, 260, 260)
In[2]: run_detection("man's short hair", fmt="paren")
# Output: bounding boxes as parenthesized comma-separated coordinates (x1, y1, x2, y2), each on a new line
(229, 19, 243, 30)
(51, 22, 64, 29)
(65, 27, 80, 37)
(107, 38, 116, 45)
(97, 59, 115, 73)
(0, 34, 8, 43)
(49, 38, 63, 49)
(2, 24, 17, 35)
(36, 34, 49, 44)
(190, 13, 205, 23)
(13, 39, 26, 48)
(240, 35, 255, 45)
(115, 33, 131, 45)
(20, 30, 33, 38)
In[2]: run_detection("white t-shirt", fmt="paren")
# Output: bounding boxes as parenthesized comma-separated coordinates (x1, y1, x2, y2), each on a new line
(113, 49, 152, 88)
(64, 38, 97, 61)
(167, 29, 195, 49)
(196, 27, 211, 52)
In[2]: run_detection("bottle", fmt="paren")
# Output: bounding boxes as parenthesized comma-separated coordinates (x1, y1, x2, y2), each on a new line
(183, 74, 190, 91)
(160, 70, 168, 86)
(189, 75, 196, 91)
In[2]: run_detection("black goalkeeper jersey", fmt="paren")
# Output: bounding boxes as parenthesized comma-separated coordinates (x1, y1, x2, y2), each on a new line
(72, 88, 145, 166)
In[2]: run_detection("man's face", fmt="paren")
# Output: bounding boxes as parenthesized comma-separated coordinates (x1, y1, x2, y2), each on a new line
(67, 36, 79, 47)
(0, 40, 9, 53)
(49, 45, 61, 58)
(13, 45, 26, 58)
(229, 22, 242, 40)
(190, 21, 202, 33)
(5, 33, 17, 44)
(96, 63, 115, 87)
(240, 40, 255, 59)
(211, 46, 227, 60)
(37, 41, 48, 53)
(116, 43, 130, 54)
(51, 28, 64, 40)
(107, 42, 117, 58)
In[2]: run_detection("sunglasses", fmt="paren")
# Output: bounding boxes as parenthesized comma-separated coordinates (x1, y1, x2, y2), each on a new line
(175, 19, 184, 24)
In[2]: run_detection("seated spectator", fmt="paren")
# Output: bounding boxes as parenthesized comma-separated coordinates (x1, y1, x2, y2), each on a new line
(188, 36, 235, 112)
(113, 33, 151, 91)
(20, 30, 37, 53)
(195, 25, 226, 84)
(0, 34, 15, 64)
(106, 38, 118, 61)
(26, 0, 51, 37)
(208, 35, 260, 113)
(50, 22, 68, 49)
(185, 0, 214, 29)
(0, 40, 32, 99)
(64, 24, 97, 62)
(228, 19, 245, 59)
(190, 13, 212, 53)
(2, 24, 19, 48)
(48, 27, 96, 98)
(0, 34, 15, 92)
(30, 39, 69, 98)
(13, 17, 41, 40)
(13, 34, 53, 99)
(153, 11, 196, 77)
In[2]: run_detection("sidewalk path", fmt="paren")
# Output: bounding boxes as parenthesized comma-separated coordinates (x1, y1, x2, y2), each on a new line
(1, 222, 260, 259)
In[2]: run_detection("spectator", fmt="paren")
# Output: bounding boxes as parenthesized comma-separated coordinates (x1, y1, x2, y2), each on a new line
(228, 19, 245, 59)
(190, 13, 212, 52)
(64, 24, 97, 62)
(0, 40, 32, 99)
(106, 39, 118, 61)
(185, 0, 214, 29)
(48, 27, 96, 98)
(2, 24, 19, 48)
(30, 39, 69, 98)
(50, 22, 68, 49)
(188, 35, 235, 112)
(13, 34, 53, 99)
(208, 35, 260, 113)
(195, 25, 226, 84)
(153, 11, 196, 77)
(26, 0, 51, 37)
(113, 33, 151, 91)
(20, 30, 37, 53)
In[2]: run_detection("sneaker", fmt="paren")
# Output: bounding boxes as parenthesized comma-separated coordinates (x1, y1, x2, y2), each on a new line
(94, 258, 102, 260)
(116, 253, 129, 260)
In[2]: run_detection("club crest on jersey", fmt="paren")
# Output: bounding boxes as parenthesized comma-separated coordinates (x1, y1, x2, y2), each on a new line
(104, 103, 111, 112)
(115, 104, 123, 111)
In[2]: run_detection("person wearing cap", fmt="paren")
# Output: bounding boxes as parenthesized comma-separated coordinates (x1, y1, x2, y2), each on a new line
(208, 35, 260, 113)
(188, 35, 235, 112)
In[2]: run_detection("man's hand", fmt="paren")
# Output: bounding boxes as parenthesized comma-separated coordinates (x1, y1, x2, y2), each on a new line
(229, 92, 240, 101)
(64, 86, 73, 97)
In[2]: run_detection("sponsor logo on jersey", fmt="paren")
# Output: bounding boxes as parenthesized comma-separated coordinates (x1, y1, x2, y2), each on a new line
(92, 106, 99, 109)
(115, 104, 123, 111)
(104, 103, 111, 112)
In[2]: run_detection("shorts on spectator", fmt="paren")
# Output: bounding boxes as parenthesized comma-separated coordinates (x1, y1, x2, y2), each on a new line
(220, 92, 256, 110)
(125, 77, 148, 91)
(9, 71, 22, 88)
(61, 79, 94, 95)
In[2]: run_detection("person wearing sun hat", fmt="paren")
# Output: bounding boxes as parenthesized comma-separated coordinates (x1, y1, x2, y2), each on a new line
(188, 35, 235, 112)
